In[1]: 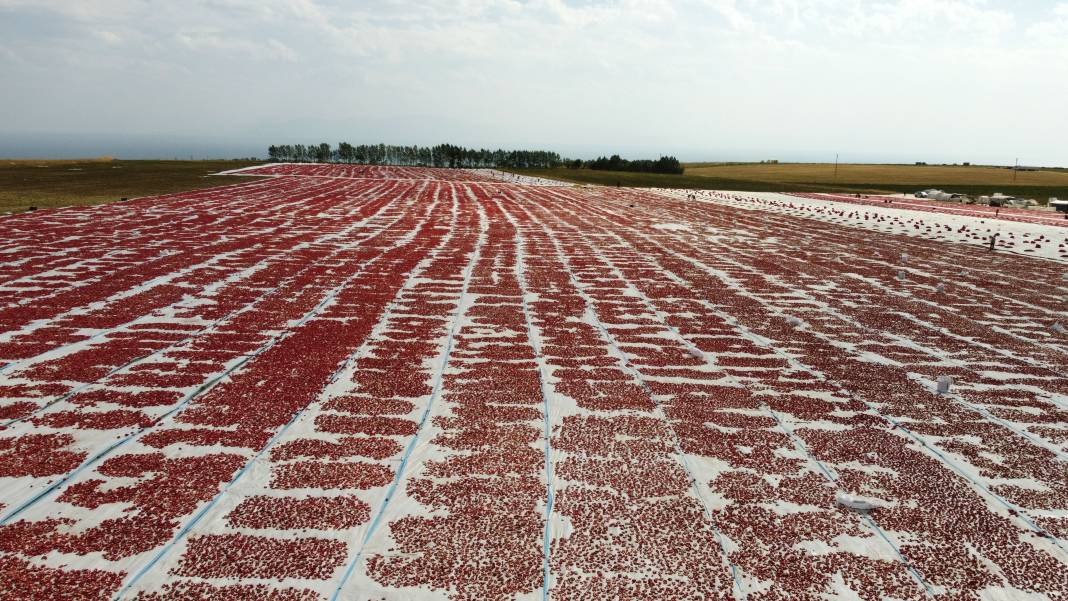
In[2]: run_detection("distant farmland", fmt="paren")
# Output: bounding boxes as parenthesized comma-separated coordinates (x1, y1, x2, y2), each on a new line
(506, 163, 1068, 202)
(683, 162, 1068, 202)
(0, 159, 264, 214)
(684, 162, 1068, 187)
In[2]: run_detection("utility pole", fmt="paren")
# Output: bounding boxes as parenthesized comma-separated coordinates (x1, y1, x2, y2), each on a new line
(1013, 157, 1019, 184)
(834, 153, 839, 180)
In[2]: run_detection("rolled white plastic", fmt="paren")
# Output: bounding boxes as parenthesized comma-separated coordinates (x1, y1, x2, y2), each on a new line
(835, 491, 881, 512)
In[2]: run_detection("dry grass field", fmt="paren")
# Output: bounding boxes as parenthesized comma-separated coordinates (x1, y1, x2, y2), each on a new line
(0, 158, 265, 214)
(684, 162, 1068, 187)
(507, 164, 1068, 202)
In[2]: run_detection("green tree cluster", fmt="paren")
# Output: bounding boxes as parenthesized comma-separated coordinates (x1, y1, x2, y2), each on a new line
(267, 143, 563, 168)
(584, 154, 683, 174)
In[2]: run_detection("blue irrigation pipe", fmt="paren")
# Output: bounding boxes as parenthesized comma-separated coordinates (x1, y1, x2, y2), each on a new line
(110, 212, 438, 599)
(506, 215, 557, 601)
(329, 197, 482, 601)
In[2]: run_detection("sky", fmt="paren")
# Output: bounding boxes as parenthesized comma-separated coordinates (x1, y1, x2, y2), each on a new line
(1, 0, 1066, 164)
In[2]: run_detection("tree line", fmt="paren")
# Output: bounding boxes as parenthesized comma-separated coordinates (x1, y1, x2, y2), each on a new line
(266, 143, 684, 175)
(267, 143, 563, 168)
(578, 154, 684, 175)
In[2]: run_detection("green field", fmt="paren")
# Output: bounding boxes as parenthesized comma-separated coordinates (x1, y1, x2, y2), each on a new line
(0, 158, 266, 214)
(506, 163, 1068, 203)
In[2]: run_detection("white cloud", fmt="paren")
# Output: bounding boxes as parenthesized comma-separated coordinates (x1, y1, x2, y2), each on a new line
(176, 31, 298, 61)
(705, 0, 759, 32)
(0, 43, 19, 63)
(850, 0, 1014, 38)
(1027, 2, 1068, 42)
(0, 0, 142, 20)
(94, 30, 121, 45)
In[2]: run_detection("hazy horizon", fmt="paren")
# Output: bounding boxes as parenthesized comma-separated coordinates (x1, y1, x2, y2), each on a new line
(1, 131, 1060, 168)
(2, 1, 1066, 166)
